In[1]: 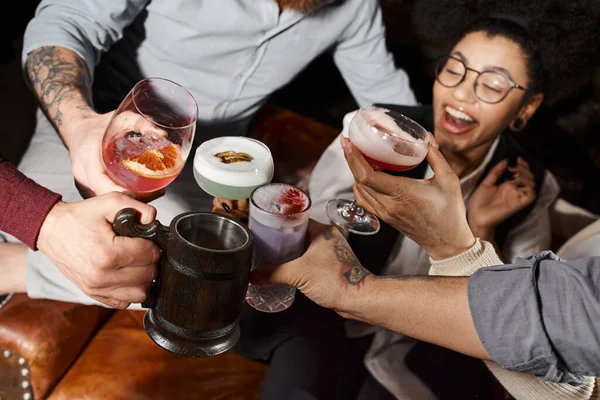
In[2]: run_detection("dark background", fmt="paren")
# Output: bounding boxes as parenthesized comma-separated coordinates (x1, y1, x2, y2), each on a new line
(3, 0, 600, 213)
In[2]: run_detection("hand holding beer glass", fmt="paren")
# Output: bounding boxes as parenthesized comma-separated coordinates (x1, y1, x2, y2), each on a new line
(326, 105, 431, 235)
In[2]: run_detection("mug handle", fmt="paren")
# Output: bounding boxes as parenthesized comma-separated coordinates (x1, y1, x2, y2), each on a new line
(113, 208, 170, 308)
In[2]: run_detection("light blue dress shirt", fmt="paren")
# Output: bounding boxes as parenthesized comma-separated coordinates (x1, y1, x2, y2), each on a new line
(23, 0, 416, 139)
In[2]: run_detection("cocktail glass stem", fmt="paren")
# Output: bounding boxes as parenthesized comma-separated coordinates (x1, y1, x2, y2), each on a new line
(325, 198, 380, 235)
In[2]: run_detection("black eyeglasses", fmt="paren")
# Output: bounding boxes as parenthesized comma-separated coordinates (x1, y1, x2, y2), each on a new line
(434, 55, 527, 104)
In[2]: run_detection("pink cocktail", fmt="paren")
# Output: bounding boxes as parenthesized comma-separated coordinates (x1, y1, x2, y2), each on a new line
(348, 107, 430, 171)
(326, 106, 431, 235)
(101, 77, 197, 194)
(103, 134, 184, 193)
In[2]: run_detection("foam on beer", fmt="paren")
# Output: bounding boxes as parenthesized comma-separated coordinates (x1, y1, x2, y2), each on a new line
(350, 108, 428, 166)
(251, 184, 310, 229)
(194, 136, 273, 187)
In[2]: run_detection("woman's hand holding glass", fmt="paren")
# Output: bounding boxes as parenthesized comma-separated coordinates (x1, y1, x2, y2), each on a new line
(195, 136, 273, 224)
(212, 198, 250, 222)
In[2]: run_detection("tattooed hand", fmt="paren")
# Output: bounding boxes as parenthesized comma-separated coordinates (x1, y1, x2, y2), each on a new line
(250, 219, 372, 316)
(25, 46, 164, 203)
(68, 111, 166, 202)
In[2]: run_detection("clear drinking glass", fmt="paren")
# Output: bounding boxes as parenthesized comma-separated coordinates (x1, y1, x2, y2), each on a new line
(326, 105, 431, 235)
(245, 183, 311, 313)
(102, 77, 198, 193)
(193, 136, 274, 200)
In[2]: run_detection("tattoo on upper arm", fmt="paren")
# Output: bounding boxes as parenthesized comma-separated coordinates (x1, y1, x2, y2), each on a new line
(323, 227, 371, 287)
(25, 47, 93, 129)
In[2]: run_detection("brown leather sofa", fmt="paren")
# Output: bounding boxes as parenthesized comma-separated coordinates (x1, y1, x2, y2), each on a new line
(0, 104, 341, 400)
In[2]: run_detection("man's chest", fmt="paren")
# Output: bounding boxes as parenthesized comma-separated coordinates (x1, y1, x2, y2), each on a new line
(138, 1, 349, 90)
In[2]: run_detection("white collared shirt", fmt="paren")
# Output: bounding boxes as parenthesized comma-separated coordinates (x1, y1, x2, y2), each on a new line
(23, 0, 416, 139)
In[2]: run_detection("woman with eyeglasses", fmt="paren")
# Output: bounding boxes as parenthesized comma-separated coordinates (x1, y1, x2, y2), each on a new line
(312, 18, 566, 269)
(233, 0, 600, 399)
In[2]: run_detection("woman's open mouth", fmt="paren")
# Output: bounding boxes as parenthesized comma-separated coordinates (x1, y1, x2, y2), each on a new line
(441, 105, 478, 135)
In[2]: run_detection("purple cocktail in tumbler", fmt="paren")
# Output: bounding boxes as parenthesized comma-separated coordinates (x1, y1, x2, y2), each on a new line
(245, 183, 311, 313)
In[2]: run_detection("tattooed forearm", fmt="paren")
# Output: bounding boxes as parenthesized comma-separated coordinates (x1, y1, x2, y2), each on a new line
(323, 228, 371, 286)
(25, 46, 94, 130)
(322, 227, 336, 240)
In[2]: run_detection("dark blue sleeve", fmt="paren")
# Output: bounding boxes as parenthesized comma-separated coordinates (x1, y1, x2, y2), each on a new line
(468, 252, 600, 384)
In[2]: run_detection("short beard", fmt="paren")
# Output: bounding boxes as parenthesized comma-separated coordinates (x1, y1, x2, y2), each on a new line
(277, 0, 327, 13)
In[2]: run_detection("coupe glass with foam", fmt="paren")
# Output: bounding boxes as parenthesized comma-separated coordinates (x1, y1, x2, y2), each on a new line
(326, 105, 431, 235)
(193, 136, 274, 200)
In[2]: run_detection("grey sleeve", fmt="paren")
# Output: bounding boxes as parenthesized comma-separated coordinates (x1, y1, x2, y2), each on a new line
(22, 0, 150, 75)
(468, 252, 600, 384)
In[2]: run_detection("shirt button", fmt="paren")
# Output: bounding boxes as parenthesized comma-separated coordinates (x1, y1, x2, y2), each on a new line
(234, 73, 243, 80)
(216, 103, 223, 109)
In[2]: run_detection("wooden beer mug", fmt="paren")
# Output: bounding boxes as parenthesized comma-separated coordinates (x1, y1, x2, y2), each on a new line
(113, 208, 253, 357)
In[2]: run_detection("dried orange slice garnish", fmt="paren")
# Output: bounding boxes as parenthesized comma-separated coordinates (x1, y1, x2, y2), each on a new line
(122, 143, 183, 179)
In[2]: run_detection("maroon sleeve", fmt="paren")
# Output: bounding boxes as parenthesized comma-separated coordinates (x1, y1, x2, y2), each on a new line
(0, 161, 62, 250)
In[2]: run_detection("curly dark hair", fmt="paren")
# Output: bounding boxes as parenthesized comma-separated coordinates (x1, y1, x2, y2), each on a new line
(412, 0, 600, 105)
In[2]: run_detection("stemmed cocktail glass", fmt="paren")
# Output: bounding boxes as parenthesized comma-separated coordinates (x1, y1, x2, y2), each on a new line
(102, 77, 197, 193)
(326, 105, 431, 235)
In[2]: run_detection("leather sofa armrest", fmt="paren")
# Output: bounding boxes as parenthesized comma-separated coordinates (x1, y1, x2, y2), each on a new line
(0, 294, 113, 399)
